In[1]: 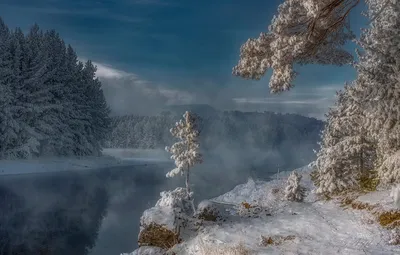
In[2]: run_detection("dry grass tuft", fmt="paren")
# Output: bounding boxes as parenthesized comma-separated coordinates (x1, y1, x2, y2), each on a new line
(241, 202, 254, 209)
(138, 223, 181, 249)
(197, 240, 252, 255)
(350, 201, 377, 211)
(339, 193, 400, 231)
(377, 211, 400, 229)
(260, 235, 296, 246)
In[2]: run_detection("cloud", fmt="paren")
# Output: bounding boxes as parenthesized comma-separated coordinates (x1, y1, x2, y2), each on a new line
(90, 61, 195, 115)
(94, 62, 130, 79)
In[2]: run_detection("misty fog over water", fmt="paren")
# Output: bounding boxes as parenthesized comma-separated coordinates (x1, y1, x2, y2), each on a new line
(0, 154, 306, 255)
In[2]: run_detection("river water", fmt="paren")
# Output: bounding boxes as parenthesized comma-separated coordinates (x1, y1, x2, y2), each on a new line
(0, 159, 266, 255)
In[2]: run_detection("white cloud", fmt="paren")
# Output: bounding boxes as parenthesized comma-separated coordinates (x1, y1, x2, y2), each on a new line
(93, 62, 130, 79)
(84, 60, 195, 115)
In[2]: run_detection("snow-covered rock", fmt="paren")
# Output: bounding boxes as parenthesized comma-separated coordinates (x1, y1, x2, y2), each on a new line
(140, 187, 189, 232)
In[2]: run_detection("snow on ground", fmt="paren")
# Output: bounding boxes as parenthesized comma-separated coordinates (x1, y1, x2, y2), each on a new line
(356, 190, 398, 211)
(162, 164, 400, 254)
(0, 148, 172, 176)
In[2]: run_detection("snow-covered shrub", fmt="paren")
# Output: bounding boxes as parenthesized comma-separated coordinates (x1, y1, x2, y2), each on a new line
(284, 171, 306, 202)
(165, 111, 202, 214)
(194, 200, 220, 222)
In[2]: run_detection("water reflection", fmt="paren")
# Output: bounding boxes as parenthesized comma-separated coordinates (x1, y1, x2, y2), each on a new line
(0, 159, 297, 255)
(0, 164, 172, 255)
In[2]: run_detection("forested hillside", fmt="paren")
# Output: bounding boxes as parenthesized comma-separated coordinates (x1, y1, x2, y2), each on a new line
(0, 18, 110, 159)
(106, 110, 324, 170)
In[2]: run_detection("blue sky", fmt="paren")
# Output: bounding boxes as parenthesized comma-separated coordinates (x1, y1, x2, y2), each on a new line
(0, 0, 368, 119)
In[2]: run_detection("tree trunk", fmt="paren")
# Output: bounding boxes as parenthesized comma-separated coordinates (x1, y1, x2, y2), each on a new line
(185, 167, 196, 214)
(186, 167, 191, 198)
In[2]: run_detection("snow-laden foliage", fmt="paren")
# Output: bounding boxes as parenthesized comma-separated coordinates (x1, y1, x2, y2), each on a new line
(314, 85, 376, 194)
(165, 111, 202, 210)
(311, 0, 400, 193)
(165, 111, 202, 178)
(284, 171, 306, 201)
(232, 0, 355, 93)
(352, 0, 400, 184)
(0, 19, 110, 159)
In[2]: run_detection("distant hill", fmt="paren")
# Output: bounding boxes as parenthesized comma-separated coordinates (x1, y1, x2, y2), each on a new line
(161, 104, 218, 117)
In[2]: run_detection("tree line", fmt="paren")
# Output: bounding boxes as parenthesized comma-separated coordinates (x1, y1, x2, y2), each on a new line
(106, 110, 324, 167)
(0, 18, 111, 159)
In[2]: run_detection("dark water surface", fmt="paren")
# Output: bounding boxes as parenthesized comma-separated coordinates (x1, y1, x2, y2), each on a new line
(0, 160, 266, 255)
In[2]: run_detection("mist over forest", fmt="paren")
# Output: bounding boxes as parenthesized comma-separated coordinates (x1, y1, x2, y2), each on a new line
(106, 104, 324, 175)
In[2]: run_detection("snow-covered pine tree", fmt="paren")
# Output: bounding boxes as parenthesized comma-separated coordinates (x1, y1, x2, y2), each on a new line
(0, 20, 111, 158)
(314, 84, 376, 194)
(0, 18, 19, 159)
(80, 60, 111, 156)
(165, 111, 203, 213)
(8, 27, 41, 159)
(351, 0, 400, 185)
(284, 171, 306, 202)
(232, 0, 400, 191)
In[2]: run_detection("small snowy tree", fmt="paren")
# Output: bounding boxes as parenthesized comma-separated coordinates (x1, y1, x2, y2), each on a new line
(284, 171, 306, 202)
(165, 111, 203, 213)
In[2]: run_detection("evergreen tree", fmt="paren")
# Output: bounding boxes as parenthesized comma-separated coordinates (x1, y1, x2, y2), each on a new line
(0, 18, 18, 159)
(165, 111, 203, 213)
(0, 20, 111, 159)
(353, 0, 400, 185)
(314, 85, 376, 194)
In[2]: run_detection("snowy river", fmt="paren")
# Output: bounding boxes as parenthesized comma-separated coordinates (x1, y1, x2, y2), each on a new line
(0, 160, 263, 255)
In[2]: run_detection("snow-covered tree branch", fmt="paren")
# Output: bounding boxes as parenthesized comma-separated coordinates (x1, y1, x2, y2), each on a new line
(233, 0, 357, 93)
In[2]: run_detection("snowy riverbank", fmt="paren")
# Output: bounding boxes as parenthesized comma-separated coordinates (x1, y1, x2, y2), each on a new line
(127, 164, 400, 255)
